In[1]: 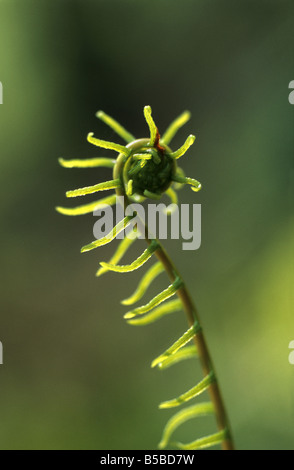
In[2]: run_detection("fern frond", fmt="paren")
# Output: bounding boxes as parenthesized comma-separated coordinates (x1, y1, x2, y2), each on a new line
(151, 321, 201, 369)
(126, 299, 182, 326)
(96, 110, 135, 143)
(175, 429, 228, 450)
(168, 135, 195, 160)
(161, 110, 191, 145)
(81, 216, 134, 252)
(99, 240, 159, 273)
(158, 402, 214, 449)
(66, 179, 121, 198)
(159, 371, 215, 409)
(96, 235, 137, 277)
(124, 277, 183, 319)
(56, 194, 116, 216)
(59, 157, 116, 168)
(121, 261, 164, 306)
(157, 345, 198, 370)
(57, 105, 234, 451)
(87, 132, 130, 156)
(144, 105, 157, 146)
(132, 153, 153, 160)
(172, 174, 202, 192)
(143, 190, 162, 200)
(165, 187, 178, 205)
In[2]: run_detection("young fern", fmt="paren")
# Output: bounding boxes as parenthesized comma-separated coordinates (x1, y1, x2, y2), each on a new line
(57, 106, 234, 450)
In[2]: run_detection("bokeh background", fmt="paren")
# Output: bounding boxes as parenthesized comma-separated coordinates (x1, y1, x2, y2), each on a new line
(0, 0, 293, 450)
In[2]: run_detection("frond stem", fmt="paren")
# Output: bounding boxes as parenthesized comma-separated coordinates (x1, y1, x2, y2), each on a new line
(114, 146, 234, 450)
(148, 240, 234, 450)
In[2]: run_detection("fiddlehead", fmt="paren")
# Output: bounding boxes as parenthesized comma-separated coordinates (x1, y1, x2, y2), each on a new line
(57, 106, 234, 450)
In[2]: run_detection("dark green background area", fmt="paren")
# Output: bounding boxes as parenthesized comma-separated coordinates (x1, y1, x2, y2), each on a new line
(0, 0, 293, 450)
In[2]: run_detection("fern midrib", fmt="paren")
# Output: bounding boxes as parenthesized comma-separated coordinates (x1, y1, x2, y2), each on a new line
(146, 236, 234, 450)
(114, 172, 234, 450)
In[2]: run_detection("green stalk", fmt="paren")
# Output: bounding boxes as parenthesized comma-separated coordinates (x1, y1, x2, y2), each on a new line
(114, 145, 235, 450)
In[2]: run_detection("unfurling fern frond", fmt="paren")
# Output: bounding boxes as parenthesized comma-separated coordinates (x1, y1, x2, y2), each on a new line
(57, 106, 234, 450)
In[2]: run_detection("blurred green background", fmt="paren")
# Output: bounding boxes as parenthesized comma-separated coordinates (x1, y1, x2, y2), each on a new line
(0, 0, 293, 450)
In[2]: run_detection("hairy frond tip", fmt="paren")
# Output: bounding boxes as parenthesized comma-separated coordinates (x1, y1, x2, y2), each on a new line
(143, 105, 158, 146)
(87, 132, 130, 156)
(161, 110, 191, 145)
(172, 174, 202, 192)
(96, 110, 135, 143)
(169, 134, 196, 160)
(58, 157, 116, 169)
(66, 179, 121, 198)
(126, 179, 133, 196)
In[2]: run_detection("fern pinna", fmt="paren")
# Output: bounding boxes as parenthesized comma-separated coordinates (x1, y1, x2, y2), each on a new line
(57, 106, 234, 450)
